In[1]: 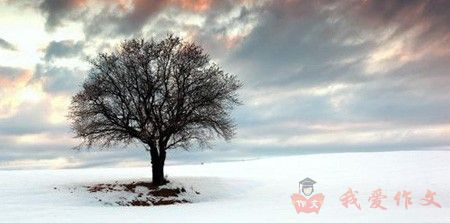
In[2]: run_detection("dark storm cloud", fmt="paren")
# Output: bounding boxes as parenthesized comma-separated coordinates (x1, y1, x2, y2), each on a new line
(227, 12, 370, 88)
(340, 0, 450, 62)
(34, 0, 258, 39)
(35, 0, 211, 36)
(44, 40, 84, 61)
(225, 0, 449, 94)
(38, 0, 88, 31)
(81, 0, 254, 39)
(229, 0, 450, 86)
(82, 0, 167, 37)
(0, 38, 17, 51)
(347, 0, 450, 33)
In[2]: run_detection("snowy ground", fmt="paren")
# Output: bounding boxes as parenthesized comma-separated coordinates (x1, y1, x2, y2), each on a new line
(0, 150, 449, 223)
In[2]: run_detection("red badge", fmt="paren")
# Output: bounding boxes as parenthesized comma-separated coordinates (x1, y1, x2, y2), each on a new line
(291, 193, 325, 214)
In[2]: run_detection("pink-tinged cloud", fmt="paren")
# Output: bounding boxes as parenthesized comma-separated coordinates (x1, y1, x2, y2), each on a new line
(218, 35, 243, 49)
(0, 68, 44, 119)
(0, 69, 31, 87)
(171, 0, 212, 12)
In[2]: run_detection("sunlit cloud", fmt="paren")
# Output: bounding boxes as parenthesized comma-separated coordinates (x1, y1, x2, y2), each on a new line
(0, 157, 82, 169)
(237, 123, 450, 147)
(364, 25, 434, 75)
(245, 83, 351, 107)
(48, 95, 71, 125)
(170, 0, 212, 12)
(0, 69, 45, 119)
(14, 132, 76, 146)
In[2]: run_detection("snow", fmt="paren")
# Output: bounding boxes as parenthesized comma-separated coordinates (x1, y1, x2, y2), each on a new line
(0, 150, 449, 223)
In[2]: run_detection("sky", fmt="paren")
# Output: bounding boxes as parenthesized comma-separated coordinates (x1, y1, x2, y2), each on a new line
(0, 0, 449, 169)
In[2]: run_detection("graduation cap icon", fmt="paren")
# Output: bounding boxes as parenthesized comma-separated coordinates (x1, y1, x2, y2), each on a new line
(299, 177, 316, 196)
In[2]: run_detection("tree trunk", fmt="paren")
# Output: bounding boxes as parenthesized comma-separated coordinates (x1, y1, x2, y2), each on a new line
(152, 160, 165, 186)
(150, 147, 167, 186)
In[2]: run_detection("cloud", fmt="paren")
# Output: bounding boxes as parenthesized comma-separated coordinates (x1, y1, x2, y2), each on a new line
(81, 0, 166, 37)
(39, 0, 88, 31)
(1, 0, 449, 169)
(35, 0, 262, 39)
(220, 0, 450, 154)
(37, 0, 179, 35)
(0, 157, 83, 170)
(0, 38, 17, 51)
(44, 40, 85, 61)
(34, 63, 84, 94)
(0, 66, 24, 80)
(0, 66, 42, 119)
(227, 3, 369, 88)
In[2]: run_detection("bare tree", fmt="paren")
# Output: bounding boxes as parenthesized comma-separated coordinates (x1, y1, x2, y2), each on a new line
(69, 35, 241, 185)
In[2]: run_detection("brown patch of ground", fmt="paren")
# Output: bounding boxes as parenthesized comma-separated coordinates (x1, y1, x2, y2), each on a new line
(84, 181, 193, 206)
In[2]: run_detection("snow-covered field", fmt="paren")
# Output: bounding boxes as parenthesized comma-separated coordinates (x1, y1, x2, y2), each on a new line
(1, 150, 449, 223)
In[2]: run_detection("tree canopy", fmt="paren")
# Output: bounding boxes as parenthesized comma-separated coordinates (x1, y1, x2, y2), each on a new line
(69, 35, 241, 185)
